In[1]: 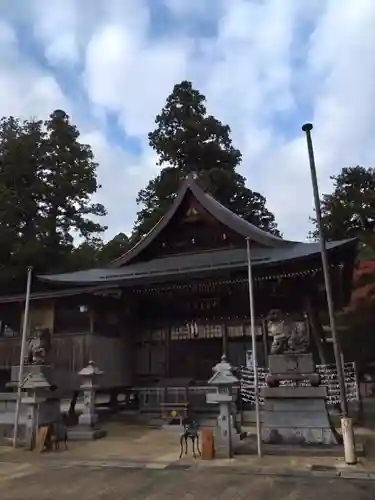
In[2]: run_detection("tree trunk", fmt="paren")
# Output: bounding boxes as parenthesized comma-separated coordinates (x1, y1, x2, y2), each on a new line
(68, 391, 79, 424)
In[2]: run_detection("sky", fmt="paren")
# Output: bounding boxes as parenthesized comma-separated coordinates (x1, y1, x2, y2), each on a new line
(0, 0, 375, 242)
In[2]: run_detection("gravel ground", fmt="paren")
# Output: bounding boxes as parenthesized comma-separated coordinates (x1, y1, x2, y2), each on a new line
(1, 463, 375, 500)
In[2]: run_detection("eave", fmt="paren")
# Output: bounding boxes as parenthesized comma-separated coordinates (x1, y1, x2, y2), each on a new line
(0, 285, 121, 305)
(37, 238, 357, 287)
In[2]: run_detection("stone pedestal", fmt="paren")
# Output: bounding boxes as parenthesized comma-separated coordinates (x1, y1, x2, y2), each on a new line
(68, 361, 106, 441)
(261, 386, 339, 445)
(261, 353, 340, 446)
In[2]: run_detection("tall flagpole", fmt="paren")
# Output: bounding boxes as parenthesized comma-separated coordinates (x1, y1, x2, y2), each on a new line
(246, 237, 262, 458)
(301, 124, 347, 416)
(302, 123, 356, 465)
(13, 266, 33, 447)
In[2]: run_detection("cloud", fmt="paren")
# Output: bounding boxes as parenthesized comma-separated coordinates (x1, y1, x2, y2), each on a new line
(0, 19, 68, 118)
(0, 0, 375, 243)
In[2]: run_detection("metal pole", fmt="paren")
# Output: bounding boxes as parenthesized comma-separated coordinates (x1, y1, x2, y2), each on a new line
(246, 237, 262, 458)
(301, 123, 348, 417)
(13, 266, 33, 447)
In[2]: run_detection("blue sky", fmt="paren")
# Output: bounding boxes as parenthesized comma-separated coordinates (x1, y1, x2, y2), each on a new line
(1, 0, 375, 242)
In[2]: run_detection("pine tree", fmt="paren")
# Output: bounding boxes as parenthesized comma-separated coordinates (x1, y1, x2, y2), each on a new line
(0, 110, 107, 289)
(310, 166, 375, 254)
(39, 110, 107, 271)
(134, 81, 279, 238)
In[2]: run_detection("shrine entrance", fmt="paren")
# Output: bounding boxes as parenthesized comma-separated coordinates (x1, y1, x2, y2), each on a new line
(133, 319, 266, 386)
(168, 338, 222, 381)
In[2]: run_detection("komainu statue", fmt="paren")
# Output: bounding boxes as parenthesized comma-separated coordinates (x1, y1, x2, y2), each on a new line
(26, 328, 52, 365)
(267, 309, 310, 355)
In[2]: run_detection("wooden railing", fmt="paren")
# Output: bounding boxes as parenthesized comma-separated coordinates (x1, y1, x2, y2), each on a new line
(135, 385, 238, 415)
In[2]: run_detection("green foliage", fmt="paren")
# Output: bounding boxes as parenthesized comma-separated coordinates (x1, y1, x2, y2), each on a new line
(69, 233, 131, 270)
(148, 81, 242, 172)
(310, 166, 375, 367)
(98, 233, 131, 263)
(39, 110, 107, 270)
(310, 166, 375, 249)
(134, 81, 280, 238)
(0, 111, 107, 289)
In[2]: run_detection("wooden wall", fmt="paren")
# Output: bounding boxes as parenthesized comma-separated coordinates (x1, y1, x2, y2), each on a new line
(0, 297, 134, 390)
(20, 300, 55, 332)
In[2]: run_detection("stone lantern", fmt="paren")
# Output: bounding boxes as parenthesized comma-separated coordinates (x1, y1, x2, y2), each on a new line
(22, 369, 51, 450)
(73, 360, 106, 440)
(206, 355, 239, 458)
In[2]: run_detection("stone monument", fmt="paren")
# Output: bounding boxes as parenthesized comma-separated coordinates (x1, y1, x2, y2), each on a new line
(26, 328, 52, 366)
(261, 310, 340, 446)
(206, 355, 243, 458)
(68, 360, 106, 440)
(8, 328, 54, 391)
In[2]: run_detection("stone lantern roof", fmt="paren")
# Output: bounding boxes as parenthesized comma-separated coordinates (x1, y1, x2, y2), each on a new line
(208, 355, 239, 386)
(78, 360, 103, 377)
(22, 370, 51, 390)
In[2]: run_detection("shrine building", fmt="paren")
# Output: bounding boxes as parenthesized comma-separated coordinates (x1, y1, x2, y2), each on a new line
(0, 175, 357, 410)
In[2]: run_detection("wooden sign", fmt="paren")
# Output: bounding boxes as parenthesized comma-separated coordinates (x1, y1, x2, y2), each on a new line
(201, 427, 214, 460)
(36, 426, 50, 452)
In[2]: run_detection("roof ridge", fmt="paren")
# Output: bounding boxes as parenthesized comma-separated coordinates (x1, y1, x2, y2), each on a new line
(111, 174, 293, 267)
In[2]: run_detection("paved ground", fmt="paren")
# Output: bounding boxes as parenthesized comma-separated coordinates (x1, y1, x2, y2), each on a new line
(0, 463, 374, 500)
(1, 422, 375, 499)
(1, 423, 375, 474)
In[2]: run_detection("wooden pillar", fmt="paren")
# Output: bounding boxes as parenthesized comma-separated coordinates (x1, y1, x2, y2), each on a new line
(305, 296, 327, 365)
(147, 327, 152, 377)
(165, 326, 170, 378)
(262, 318, 269, 368)
(222, 322, 228, 357)
(88, 306, 94, 360)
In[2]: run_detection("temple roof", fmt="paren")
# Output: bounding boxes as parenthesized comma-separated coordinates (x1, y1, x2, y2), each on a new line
(32, 175, 357, 289)
(111, 174, 293, 267)
(38, 239, 356, 286)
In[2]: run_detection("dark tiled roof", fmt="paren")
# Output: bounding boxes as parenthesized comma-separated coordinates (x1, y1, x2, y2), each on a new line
(38, 239, 356, 286)
(112, 175, 293, 267)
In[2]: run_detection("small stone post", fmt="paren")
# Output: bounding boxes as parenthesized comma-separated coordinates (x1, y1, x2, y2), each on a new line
(206, 355, 239, 458)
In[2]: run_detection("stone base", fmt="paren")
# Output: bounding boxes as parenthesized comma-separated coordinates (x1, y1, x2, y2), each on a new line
(213, 428, 231, 458)
(235, 438, 365, 457)
(67, 426, 106, 441)
(261, 386, 340, 446)
(78, 413, 98, 427)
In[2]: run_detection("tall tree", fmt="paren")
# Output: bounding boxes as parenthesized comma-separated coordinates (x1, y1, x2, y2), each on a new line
(310, 166, 375, 254)
(69, 233, 131, 269)
(98, 232, 130, 263)
(311, 166, 375, 368)
(38, 110, 107, 271)
(0, 111, 107, 288)
(0, 117, 45, 286)
(134, 81, 280, 238)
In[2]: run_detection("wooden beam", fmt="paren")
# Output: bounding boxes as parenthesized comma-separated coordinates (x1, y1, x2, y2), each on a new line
(222, 321, 228, 356)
